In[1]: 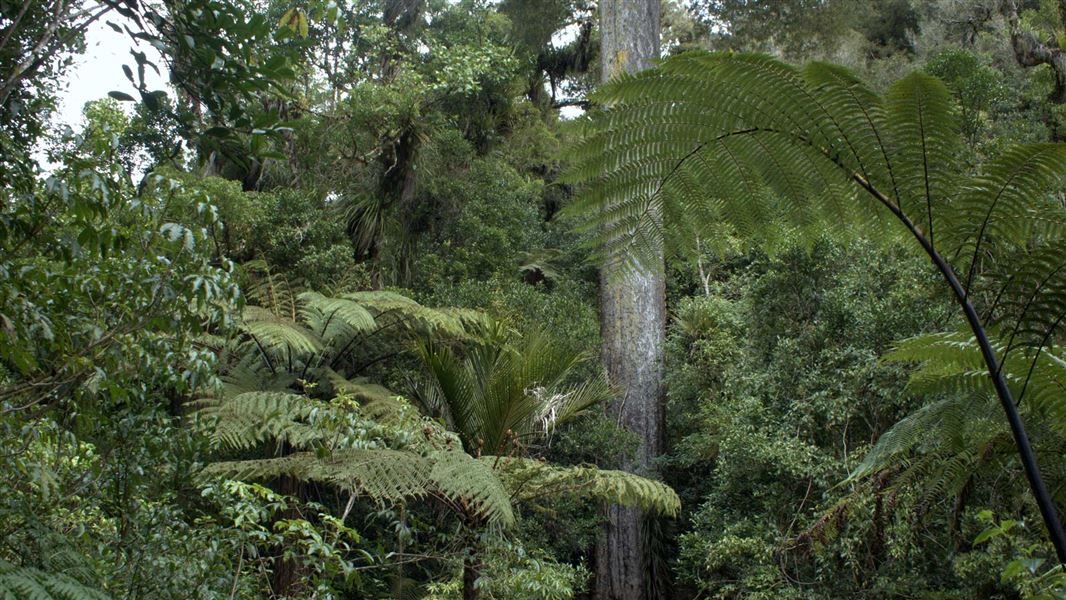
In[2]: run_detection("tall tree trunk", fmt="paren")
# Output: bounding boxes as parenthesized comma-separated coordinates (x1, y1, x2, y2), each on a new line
(595, 1, 663, 598)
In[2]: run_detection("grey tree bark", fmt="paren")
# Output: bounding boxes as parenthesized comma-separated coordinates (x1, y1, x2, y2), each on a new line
(595, 1, 663, 598)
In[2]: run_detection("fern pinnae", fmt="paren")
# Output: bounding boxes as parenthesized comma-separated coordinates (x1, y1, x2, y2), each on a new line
(956, 145, 1066, 291)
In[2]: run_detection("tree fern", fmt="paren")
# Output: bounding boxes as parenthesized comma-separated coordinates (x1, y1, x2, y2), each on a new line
(566, 49, 1066, 560)
(849, 393, 1006, 481)
(196, 391, 324, 450)
(0, 561, 107, 600)
(221, 285, 484, 399)
(489, 457, 681, 517)
(203, 284, 680, 568)
(884, 331, 1066, 431)
(240, 305, 324, 364)
(566, 52, 1066, 272)
(199, 390, 518, 527)
(849, 331, 1066, 501)
(342, 290, 488, 340)
(297, 291, 377, 341)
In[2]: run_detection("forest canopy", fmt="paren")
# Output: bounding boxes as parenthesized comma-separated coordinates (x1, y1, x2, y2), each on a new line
(4, 0, 1066, 599)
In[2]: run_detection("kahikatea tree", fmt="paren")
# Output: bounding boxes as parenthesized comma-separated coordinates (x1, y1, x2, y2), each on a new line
(594, 0, 668, 598)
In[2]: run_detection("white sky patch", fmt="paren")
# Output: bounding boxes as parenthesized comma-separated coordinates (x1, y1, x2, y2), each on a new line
(550, 22, 580, 49)
(559, 105, 583, 120)
(55, 16, 169, 127)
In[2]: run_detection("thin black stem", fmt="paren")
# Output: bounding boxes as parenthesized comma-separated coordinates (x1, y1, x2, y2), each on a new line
(851, 171, 1066, 565)
(247, 333, 277, 375)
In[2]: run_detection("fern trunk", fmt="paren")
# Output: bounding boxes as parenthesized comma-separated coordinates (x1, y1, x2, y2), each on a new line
(595, 0, 664, 597)
(462, 551, 480, 600)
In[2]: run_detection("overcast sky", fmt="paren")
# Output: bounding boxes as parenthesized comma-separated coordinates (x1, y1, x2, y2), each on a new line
(55, 16, 168, 127)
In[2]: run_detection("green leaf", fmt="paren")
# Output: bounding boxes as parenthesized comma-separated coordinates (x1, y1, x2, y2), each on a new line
(1002, 559, 1024, 582)
(973, 527, 999, 546)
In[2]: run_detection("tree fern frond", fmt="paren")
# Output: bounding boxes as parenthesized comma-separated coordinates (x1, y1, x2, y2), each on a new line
(241, 259, 302, 320)
(488, 457, 680, 517)
(948, 145, 1066, 276)
(431, 452, 515, 527)
(564, 52, 905, 270)
(566, 48, 1066, 555)
(240, 306, 322, 359)
(206, 448, 516, 526)
(341, 291, 486, 339)
(322, 369, 396, 404)
(990, 244, 1066, 354)
(195, 391, 324, 450)
(0, 561, 107, 600)
(218, 349, 290, 396)
(297, 291, 376, 343)
(882, 71, 961, 246)
(206, 449, 432, 501)
(850, 394, 1004, 481)
(885, 330, 1066, 434)
(566, 49, 1066, 278)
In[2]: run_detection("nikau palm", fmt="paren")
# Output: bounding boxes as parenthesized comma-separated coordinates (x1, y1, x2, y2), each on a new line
(412, 324, 677, 598)
(565, 51, 1066, 561)
(199, 290, 680, 598)
(413, 323, 612, 457)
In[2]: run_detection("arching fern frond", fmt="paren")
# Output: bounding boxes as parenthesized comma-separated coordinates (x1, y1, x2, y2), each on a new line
(431, 451, 515, 527)
(848, 329, 1066, 514)
(342, 291, 487, 339)
(198, 388, 517, 526)
(850, 393, 1005, 482)
(241, 259, 302, 320)
(196, 391, 324, 450)
(565, 50, 1066, 282)
(884, 331, 1066, 434)
(240, 305, 322, 360)
(948, 145, 1066, 276)
(206, 449, 432, 503)
(488, 457, 680, 517)
(204, 448, 519, 527)
(298, 291, 377, 342)
(0, 560, 107, 600)
(566, 50, 1066, 555)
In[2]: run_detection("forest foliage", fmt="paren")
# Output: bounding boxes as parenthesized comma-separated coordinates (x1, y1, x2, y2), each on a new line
(4, 0, 1066, 599)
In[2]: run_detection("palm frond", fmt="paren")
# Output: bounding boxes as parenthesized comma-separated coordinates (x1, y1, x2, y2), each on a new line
(415, 328, 611, 456)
